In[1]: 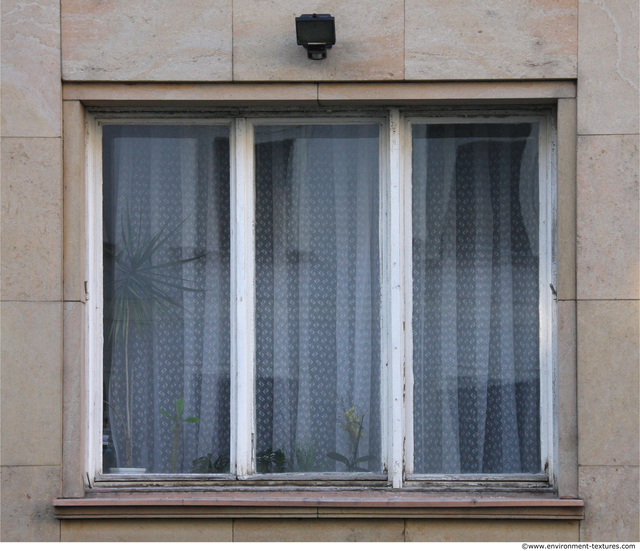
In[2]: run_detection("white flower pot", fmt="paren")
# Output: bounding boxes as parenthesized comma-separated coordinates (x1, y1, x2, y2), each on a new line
(109, 467, 147, 475)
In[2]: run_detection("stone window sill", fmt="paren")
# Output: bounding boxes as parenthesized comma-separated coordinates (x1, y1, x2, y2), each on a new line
(54, 492, 584, 520)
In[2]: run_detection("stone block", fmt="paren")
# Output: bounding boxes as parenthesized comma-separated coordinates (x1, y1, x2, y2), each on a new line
(0, 466, 61, 541)
(405, 0, 577, 80)
(61, 519, 233, 541)
(405, 519, 579, 541)
(61, 0, 232, 81)
(62, 302, 85, 497)
(1, 0, 61, 137)
(577, 0, 639, 135)
(1, 302, 63, 466)
(233, 518, 404, 541)
(580, 466, 639, 541)
(1, 138, 63, 301)
(558, 300, 578, 497)
(577, 134, 639, 300)
(232, 0, 404, 81)
(577, 300, 639, 466)
(62, 101, 86, 302)
(557, 98, 577, 301)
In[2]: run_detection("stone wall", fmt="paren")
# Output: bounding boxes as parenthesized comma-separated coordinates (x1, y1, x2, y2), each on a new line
(1, 0, 638, 542)
(1, 0, 63, 541)
(575, 0, 639, 540)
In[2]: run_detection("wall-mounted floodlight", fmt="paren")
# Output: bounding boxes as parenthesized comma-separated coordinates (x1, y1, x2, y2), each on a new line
(296, 13, 336, 60)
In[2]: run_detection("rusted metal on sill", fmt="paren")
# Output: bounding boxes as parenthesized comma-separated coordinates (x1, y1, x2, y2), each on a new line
(238, 473, 389, 482)
(94, 473, 237, 483)
(406, 474, 549, 482)
(53, 493, 584, 520)
(92, 478, 391, 490)
(403, 475, 550, 491)
(90, 472, 552, 492)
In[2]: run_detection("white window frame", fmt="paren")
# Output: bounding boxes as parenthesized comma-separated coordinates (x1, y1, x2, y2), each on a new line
(401, 114, 557, 488)
(85, 108, 556, 490)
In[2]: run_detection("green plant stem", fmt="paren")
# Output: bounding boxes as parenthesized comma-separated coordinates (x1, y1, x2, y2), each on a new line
(124, 312, 132, 468)
(351, 417, 364, 467)
(171, 423, 180, 472)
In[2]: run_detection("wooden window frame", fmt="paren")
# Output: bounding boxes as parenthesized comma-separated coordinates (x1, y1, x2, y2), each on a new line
(81, 105, 557, 492)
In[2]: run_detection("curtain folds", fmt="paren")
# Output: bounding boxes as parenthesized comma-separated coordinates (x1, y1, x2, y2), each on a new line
(254, 124, 381, 473)
(103, 125, 231, 473)
(102, 120, 542, 477)
(412, 123, 541, 474)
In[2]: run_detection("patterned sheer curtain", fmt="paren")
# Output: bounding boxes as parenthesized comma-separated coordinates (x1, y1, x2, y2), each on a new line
(254, 124, 382, 473)
(102, 125, 231, 474)
(412, 122, 541, 474)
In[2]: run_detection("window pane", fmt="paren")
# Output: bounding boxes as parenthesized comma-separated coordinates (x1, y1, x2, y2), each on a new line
(412, 123, 541, 474)
(102, 125, 230, 474)
(254, 124, 382, 474)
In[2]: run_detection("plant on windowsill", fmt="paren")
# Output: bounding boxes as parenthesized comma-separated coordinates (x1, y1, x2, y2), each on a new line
(256, 448, 287, 473)
(105, 208, 204, 471)
(327, 406, 375, 472)
(293, 440, 317, 472)
(191, 452, 230, 473)
(160, 398, 200, 472)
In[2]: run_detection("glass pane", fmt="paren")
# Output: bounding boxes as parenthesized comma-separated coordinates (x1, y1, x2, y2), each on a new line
(102, 125, 230, 474)
(254, 124, 382, 474)
(411, 123, 541, 474)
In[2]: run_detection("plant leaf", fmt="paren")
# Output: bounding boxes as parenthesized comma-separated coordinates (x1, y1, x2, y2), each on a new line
(160, 408, 172, 419)
(354, 455, 376, 464)
(176, 398, 184, 415)
(327, 452, 349, 464)
(184, 417, 199, 423)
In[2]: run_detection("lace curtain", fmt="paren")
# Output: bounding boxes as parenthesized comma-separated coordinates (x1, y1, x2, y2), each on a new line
(103, 125, 231, 473)
(412, 123, 541, 474)
(254, 124, 382, 473)
(102, 120, 541, 476)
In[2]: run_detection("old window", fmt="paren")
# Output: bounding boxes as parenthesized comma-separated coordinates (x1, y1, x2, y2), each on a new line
(407, 119, 548, 479)
(90, 110, 555, 488)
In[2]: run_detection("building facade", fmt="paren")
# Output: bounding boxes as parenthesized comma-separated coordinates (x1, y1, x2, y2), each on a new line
(1, 0, 638, 541)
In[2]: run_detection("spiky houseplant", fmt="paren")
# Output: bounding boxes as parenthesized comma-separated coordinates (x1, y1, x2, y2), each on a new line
(105, 208, 203, 469)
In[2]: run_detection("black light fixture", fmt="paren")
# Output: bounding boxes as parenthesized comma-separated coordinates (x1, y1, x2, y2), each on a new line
(295, 13, 336, 60)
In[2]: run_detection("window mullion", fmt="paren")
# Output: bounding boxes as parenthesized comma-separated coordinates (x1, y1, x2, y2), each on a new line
(539, 114, 556, 482)
(402, 118, 414, 477)
(87, 114, 104, 482)
(231, 117, 256, 477)
(388, 108, 405, 489)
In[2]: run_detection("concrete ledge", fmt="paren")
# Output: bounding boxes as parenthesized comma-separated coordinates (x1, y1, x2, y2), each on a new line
(61, 81, 576, 106)
(54, 493, 584, 519)
(62, 83, 319, 106)
(318, 81, 576, 104)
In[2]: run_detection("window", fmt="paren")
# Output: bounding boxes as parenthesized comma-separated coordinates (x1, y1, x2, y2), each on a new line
(90, 109, 555, 488)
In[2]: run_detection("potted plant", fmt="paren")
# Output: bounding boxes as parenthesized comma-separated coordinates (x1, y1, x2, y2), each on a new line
(294, 440, 317, 472)
(104, 208, 203, 472)
(160, 398, 200, 472)
(327, 406, 375, 472)
(191, 452, 230, 473)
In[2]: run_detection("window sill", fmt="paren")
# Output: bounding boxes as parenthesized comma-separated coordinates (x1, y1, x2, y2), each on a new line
(53, 492, 584, 520)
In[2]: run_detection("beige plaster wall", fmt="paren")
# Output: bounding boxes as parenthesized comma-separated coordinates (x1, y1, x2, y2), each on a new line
(575, 0, 639, 542)
(60, 0, 577, 82)
(1, 0, 63, 542)
(59, 518, 579, 542)
(1, 0, 638, 542)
